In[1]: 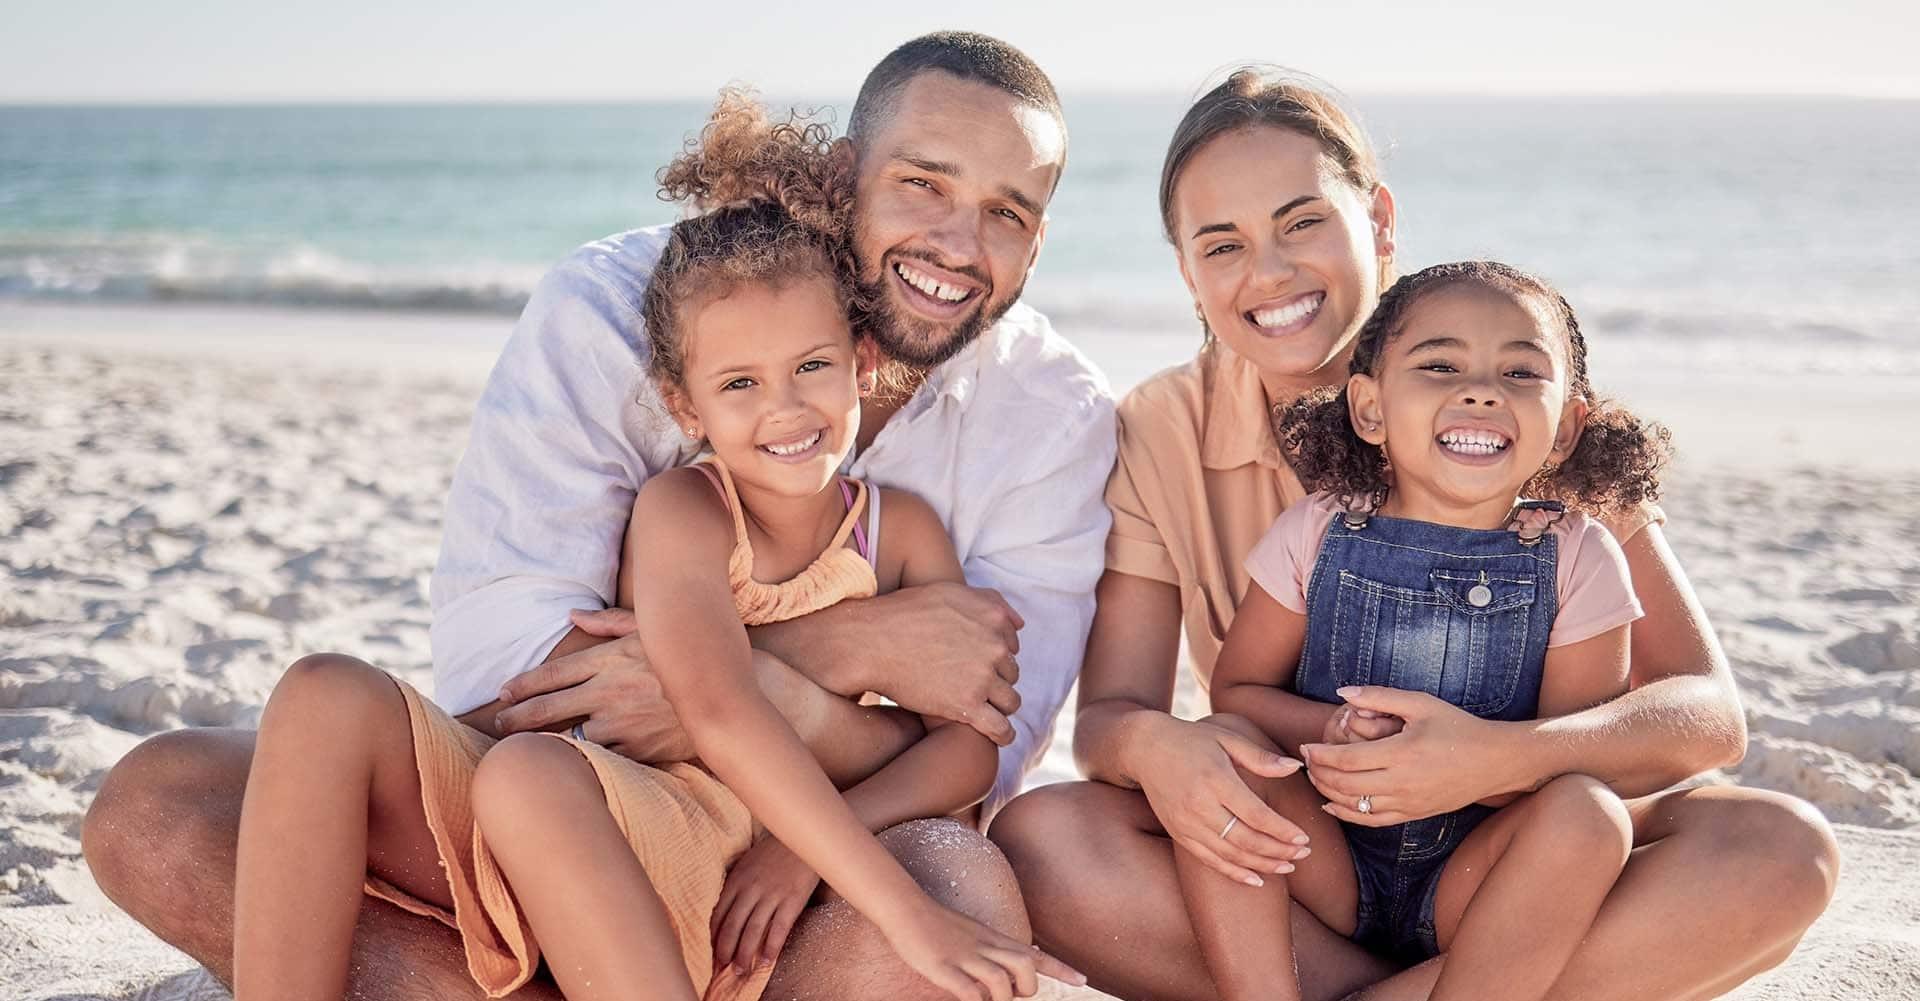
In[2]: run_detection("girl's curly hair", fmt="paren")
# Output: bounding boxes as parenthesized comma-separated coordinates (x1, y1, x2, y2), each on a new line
(1274, 261, 1673, 516)
(639, 87, 867, 393)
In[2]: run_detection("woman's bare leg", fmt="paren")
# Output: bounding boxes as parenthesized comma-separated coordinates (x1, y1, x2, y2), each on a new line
(991, 780, 1392, 1001)
(472, 734, 698, 1001)
(232, 655, 462, 1001)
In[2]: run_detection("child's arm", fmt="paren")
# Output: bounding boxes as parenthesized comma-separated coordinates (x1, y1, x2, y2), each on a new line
(1210, 583, 1343, 757)
(629, 472, 1062, 998)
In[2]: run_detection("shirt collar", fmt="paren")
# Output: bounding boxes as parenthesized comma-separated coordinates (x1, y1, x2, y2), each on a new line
(1200, 343, 1285, 471)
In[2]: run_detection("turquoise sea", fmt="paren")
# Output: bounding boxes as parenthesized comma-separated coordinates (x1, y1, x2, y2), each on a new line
(3, 95, 1917, 375)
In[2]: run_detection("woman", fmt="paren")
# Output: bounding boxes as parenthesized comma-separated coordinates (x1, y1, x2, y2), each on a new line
(989, 67, 1839, 1001)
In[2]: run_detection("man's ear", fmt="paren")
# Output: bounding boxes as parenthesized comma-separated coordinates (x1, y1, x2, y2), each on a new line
(855, 338, 881, 396)
(1552, 395, 1591, 463)
(1348, 373, 1386, 445)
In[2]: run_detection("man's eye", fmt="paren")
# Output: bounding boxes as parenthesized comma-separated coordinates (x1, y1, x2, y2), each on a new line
(995, 208, 1026, 227)
(905, 177, 933, 190)
(722, 377, 755, 391)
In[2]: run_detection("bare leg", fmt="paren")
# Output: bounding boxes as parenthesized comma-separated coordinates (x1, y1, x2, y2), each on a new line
(472, 734, 699, 1001)
(1417, 775, 1631, 1001)
(1177, 766, 1359, 1001)
(84, 655, 1005, 1001)
(234, 655, 462, 1001)
(991, 781, 1393, 1001)
(1341, 785, 1841, 1001)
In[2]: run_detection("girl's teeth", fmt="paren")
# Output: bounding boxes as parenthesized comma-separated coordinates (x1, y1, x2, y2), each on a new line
(763, 431, 821, 456)
(1250, 293, 1323, 329)
(1438, 430, 1510, 455)
(895, 263, 970, 303)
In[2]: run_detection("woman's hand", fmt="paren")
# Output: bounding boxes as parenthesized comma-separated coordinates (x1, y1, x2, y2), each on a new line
(1301, 686, 1527, 826)
(884, 897, 1086, 1001)
(710, 835, 820, 975)
(1130, 715, 1310, 887)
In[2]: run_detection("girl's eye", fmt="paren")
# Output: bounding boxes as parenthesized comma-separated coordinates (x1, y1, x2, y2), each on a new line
(796, 359, 829, 374)
(722, 377, 755, 391)
(1417, 362, 1458, 373)
(1505, 368, 1542, 380)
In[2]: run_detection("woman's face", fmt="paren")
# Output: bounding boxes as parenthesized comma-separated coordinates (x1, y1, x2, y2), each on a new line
(673, 277, 874, 499)
(1169, 126, 1394, 393)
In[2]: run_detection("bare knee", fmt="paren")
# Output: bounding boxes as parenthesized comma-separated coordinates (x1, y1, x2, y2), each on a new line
(884, 818, 1028, 938)
(261, 653, 401, 738)
(1690, 789, 1839, 933)
(82, 727, 250, 923)
(471, 733, 596, 844)
(1525, 773, 1634, 867)
(989, 781, 1094, 872)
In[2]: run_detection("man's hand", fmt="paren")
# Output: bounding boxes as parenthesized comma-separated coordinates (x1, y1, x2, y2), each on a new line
(814, 582, 1025, 747)
(492, 611, 691, 763)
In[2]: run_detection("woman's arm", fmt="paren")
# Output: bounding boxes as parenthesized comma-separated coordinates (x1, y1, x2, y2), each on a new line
(1209, 583, 1340, 757)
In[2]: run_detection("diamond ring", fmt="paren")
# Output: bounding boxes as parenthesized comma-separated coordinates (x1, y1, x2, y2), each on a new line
(570, 721, 589, 742)
(1356, 795, 1373, 815)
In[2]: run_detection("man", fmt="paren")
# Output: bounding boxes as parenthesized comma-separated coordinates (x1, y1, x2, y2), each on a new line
(83, 31, 1114, 1000)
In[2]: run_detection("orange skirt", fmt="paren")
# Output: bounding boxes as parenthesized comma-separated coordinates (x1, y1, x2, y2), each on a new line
(362, 678, 772, 1001)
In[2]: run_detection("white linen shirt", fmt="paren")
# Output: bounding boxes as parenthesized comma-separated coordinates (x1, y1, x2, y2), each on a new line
(429, 225, 1116, 810)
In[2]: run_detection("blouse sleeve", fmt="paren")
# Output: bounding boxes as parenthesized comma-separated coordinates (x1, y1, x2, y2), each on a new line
(1103, 414, 1180, 586)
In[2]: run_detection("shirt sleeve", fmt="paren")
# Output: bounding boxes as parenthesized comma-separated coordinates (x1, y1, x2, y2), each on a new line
(970, 394, 1118, 816)
(1242, 498, 1324, 615)
(1103, 409, 1180, 586)
(427, 254, 677, 715)
(1548, 515, 1645, 648)
(1598, 500, 1668, 545)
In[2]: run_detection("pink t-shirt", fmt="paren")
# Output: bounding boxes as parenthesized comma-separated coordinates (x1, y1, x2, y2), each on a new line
(1245, 492, 1643, 648)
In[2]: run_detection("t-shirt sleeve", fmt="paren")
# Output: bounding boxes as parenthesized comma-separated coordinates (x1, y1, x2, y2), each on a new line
(1103, 412, 1179, 586)
(1599, 500, 1668, 545)
(1242, 496, 1329, 615)
(1549, 515, 1645, 648)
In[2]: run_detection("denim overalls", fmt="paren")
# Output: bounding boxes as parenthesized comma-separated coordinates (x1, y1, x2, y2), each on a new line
(1296, 502, 1562, 962)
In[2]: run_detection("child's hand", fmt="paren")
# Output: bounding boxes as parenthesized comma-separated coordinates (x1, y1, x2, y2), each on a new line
(1322, 704, 1405, 746)
(711, 835, 820, 974)
(885, 898, 1086, 1000)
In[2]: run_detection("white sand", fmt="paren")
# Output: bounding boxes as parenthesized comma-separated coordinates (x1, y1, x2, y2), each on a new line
(3, 300, 1917, 999)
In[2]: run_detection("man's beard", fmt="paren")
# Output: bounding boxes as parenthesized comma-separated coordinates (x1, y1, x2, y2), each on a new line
(853, 222, 1024, 371)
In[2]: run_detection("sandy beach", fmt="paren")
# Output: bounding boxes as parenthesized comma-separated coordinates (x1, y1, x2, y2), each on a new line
(3, 300, 1917, 999)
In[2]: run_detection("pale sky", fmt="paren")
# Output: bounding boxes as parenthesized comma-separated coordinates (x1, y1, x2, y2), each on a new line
(5, 0, 1916, 102)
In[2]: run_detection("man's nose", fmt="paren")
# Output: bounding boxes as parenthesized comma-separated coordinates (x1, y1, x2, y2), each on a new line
(922, 206, 983, 267)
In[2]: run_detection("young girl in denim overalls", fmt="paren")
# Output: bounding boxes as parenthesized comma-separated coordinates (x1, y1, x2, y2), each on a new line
(1176, 261, 1674, 1001)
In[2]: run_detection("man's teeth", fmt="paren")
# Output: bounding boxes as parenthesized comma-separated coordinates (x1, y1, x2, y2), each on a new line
(1250, 293, 1323, 329)
(895, 262, 971, 303)
(1438, 430, 1510, 455)
(762, 431, 822, 456)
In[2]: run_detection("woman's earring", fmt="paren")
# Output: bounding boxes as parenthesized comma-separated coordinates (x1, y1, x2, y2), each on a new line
(683, 425, 699, 438)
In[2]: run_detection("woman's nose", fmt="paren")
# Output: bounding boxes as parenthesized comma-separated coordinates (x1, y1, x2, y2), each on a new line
(1253, 241, 1296, 285)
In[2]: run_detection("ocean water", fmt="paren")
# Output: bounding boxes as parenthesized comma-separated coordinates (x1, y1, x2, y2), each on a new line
(3, 96, 1917, 376)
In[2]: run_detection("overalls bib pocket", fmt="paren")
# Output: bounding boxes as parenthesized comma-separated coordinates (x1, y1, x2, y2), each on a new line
(1429, 570, 1537, 715)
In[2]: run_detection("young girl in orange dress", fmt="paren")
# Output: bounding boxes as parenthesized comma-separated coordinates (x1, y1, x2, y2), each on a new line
(229, 90, 1079, 1001)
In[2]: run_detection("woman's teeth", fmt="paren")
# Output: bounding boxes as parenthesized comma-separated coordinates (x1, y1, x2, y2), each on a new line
(1438, 429, 1511, 455)
(762, 431, 822, 457)
(895, 262, 972, 303)
(1250, 292, 1324, 330)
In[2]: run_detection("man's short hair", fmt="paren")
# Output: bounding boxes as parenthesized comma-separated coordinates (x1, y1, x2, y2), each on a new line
(847, 31, 1066, 156)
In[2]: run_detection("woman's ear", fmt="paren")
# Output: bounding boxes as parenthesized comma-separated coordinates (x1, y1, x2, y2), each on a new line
(1551, 395, 1591, 462)
(1347, 373, 1387, 445)
(1369, 183, 1398, 263)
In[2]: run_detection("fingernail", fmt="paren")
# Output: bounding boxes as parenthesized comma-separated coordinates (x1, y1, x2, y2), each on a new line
(1276, 863, 1295, 874)
(1294, 846, 1312, 858)
(1243, 875, 1264, 887)
(497, 686, 512, 702)
(1336, 686, 1360, 698)
(493, 715, 506, 732)
(1300, 745, 1314, 764)
(1292, 834, 1310, 845)
(1322, 804, 1336, 814)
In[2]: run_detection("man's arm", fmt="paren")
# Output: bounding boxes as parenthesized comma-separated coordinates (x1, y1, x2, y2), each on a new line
(428, 235, 684, 715)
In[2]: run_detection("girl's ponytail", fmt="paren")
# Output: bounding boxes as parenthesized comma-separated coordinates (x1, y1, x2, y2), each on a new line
(1273, 385, 1391, 511)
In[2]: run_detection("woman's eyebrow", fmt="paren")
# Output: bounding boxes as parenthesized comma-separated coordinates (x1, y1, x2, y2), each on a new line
(1189, 194, 1323, 241)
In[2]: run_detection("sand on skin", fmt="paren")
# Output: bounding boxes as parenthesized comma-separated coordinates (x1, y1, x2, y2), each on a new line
(2, 301, 1916, 999)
